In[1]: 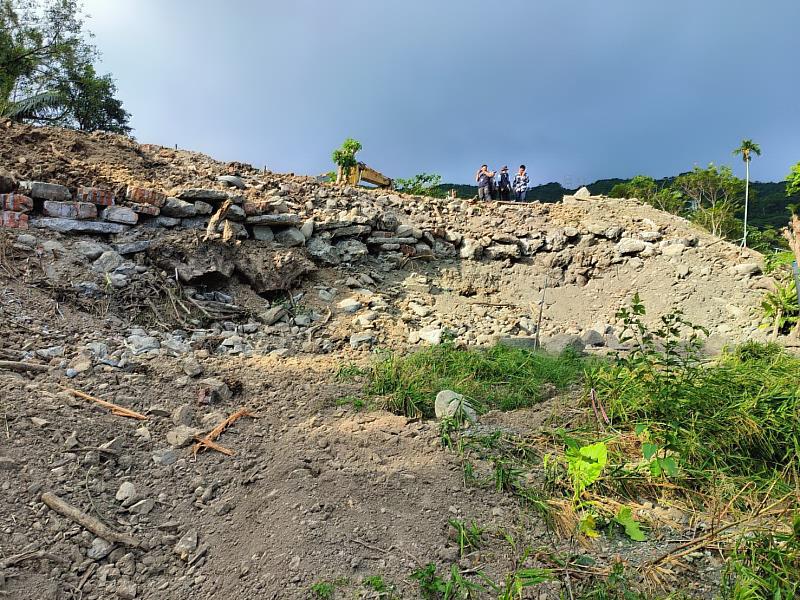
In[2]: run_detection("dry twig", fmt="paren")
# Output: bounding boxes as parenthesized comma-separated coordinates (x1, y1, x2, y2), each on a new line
(41, 492, 141, 547)
(60, 387, 148, 420)
(0, 360, 49, 373)
(191, 408, 254, 456)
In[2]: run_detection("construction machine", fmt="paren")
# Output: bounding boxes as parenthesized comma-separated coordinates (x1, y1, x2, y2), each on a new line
(336, 162, 392, 189)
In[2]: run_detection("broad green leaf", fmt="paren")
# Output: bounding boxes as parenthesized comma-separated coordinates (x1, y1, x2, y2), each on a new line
(642, 442, 659, 460)
(659, 456, 679, 477)
(566, 441, 608, 497)
(579, 514, 600, 538)
(614, 507, 647, 542)
(634, 423, 648, 436)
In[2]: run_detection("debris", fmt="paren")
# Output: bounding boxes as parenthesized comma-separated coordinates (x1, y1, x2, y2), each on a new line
(41, 492, 141, 547)
(61, 387, 148, 420)
(0, 360, 49, 373)
(191, 408, 254, 456)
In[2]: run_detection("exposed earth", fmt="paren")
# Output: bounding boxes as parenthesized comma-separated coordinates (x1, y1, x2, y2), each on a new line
(0, 121, 784, 599)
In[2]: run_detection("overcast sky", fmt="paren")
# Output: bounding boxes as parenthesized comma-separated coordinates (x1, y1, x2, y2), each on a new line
(83, 0, 799, 186)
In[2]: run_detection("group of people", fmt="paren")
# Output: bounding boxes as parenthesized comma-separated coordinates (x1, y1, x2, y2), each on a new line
(475, 164, 529, 202)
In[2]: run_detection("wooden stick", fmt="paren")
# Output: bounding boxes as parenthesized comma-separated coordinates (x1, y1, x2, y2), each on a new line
(191, 408, 253, 456)
(41, 492, 141, 547)
(1, 549, 70, 569)
(0, 360, 49, 373)
(61, 387, 148, 420)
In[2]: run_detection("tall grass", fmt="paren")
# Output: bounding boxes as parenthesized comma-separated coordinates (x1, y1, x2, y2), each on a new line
(366, 344, 587, 418)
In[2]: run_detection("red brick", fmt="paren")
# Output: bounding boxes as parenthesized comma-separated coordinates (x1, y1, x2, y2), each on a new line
(126, 186, 166, 207)
(1, 211, 29, 229)
(0, 193, 33, 212)
(128, 202, 161, 216)
(43, 200, 98, 220)
(76, 186, 115, 206)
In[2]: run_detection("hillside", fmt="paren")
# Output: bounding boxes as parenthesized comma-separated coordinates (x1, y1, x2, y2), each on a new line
(0, 121, 795, 600)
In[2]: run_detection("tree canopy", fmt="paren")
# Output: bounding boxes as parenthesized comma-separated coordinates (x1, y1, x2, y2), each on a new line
(0, 0, 131, 133)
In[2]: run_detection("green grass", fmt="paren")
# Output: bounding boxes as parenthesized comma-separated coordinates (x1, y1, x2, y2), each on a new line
(366, 343, 588, 418)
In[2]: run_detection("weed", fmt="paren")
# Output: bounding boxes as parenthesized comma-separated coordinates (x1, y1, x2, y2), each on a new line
(335, 362, 368, 382)
(334, 395, 369, 411)
(498, 567, 553, 599)
(362, 575, 395, 597)
(366, 343, 587, 418)
(411, 563, 447, 599)
(310, 580, 335, 598)
(448, 518, 483, 557)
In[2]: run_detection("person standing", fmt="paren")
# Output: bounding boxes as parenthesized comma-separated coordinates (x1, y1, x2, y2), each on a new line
(475, 165, 495, 201)
(513, 165, 530, 202)
(497, 166, 512, 201)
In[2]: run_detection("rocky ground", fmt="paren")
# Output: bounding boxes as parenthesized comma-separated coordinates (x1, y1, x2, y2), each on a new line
(0, 121, 781, 599)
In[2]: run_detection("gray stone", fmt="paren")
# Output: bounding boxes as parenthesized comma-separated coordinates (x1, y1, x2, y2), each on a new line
(92, 250, 124, 273)
(252, 225, 274, 241)
(543, 333, 585, 354)
(103, 206, 138, 225)
(337, 297, 362, 313)
(128, 498, 155, 515)
(30, 217, 127, 234)
(36, 345, 64, 359)
(366, 236, 417, 245)
(0, 168, 17, 193)
(246, 214, 302, 226)
(497, 336, 538, 350)
(16, 233, 36, 247)
(114, 240, 151, 255)
(126, 335, 160, 354)
(178, 188, 228, 201)
(87, 537, 114, 560)
(193, 201, 213, 215)
(563, 226, 580, 238)
(182, 357, 204, 378)
(260, 305, 287, 325)
(300, 218, 314, 239)
(115, 481, 137, 505)
(217, 175, 246, 189)
(616, 238, 646, 255)
(407, 302, 431, 317)
(417, 328, 443, 345)
(154, 216, 180, 228)
(661, 243, 686, 257)
(581, 329, 606, 347)
(116, 579, 138, 599)
(434, 390, 477, 422)
(733, 263, 761, 276)
(331, 225, 371, 238)
(349, 332, 375, 349)
(161, 197, 197, 218)
(181, 216, 211, 230)
(174, 530, 198, 560)
(336, 239, 369, 262)
(226, 204, 246, 221)
(20, 181, 71, 201)
(460, 238, 483, 260)
(166, 425, 202, 448)
(152, 448, 178, 466)
(274, 227, 305, 247)
(639, 231, 663, 242)
(485, 243, 521, 260)
(574, 186, 591, 199)
(306, 237, 340, 265)
(198, 378, 232, 402)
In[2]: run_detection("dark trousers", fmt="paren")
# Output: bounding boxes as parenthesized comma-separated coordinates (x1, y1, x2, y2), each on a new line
(499, 187, 511, 201)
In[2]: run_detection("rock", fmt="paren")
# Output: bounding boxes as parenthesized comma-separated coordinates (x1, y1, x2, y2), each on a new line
(407, 302, 431, 317)
(497, 336, 538, 350)
(300, 218, 314, 239)
(543, 334, 585, 354)
(733, 263, 761, 276)
(16, 233, 36, 247)
(114, 241, 151, 255)
(338, 297, 362, 313)
(19, 181, 71, 201)
(434, 390, 477, 422)
(193, 201, 214, 215)
(0, 168, 17, 193)
(127, 335, 160, 354)
(580, 329, 606, 347)
(259, 305, 287, 325)
(639, 231, 662, 242)
(0, 457, 19, 471)
(217, 175, 246, 189)
(661, 243, 686, 257)
(274, 227, 305, 247)
(417, 328, 443, 345)
(197, 378, 232, 402)
(349, 332, 375, 349)
(166, 425, 202, 448)
(246, 214, 302, 226)
(252, 225, 274, 241)
(43, 200, 97, 219)
(182, 357, 204, 378)
(616, 238, 646, 255)
(172, 404, 194, 426)
(36, 345, 64, 359)
(563, 226, 580, 238)
(154, 216, 180, 228)
(485, 244, 520, 260)
(152, 448, 178, 466)
(178, 188, 228, 201)
(336, 239, 369, 262)
(161, 197, 197, 218)
(128, 498, 155, 515)
(460, 238, 483, 260)
(116, 579, 138, 599)
(306, 237, 340, 265)
(92, 250, 124, 273)
(30, 217, 127, 234)
(225, 204, 246, 221)
(174, 530, 199, 560)
(366, 236, 417, 245)
(134, 427, 151, 442)
(103, 206, 138, 225)
(574, 186, 591, 199)
(87, 537, 114, 560)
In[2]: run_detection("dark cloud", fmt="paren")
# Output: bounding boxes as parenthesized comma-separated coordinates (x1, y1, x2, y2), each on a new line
(86, 0, 800, 184)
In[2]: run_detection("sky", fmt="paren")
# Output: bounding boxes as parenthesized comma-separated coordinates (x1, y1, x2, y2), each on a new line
(82, 0, 799, 186)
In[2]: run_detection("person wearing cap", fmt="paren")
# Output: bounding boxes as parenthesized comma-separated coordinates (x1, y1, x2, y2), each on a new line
(513, 165, 530, 202)
(497, 166, 512, 201)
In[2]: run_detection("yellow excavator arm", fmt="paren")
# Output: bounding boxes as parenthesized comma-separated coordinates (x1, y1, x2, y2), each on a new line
(336, 162, 392, 189)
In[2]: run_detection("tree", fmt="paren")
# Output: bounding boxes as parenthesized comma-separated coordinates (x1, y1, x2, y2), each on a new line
(787, 163, 800, 198)
(673, 164, 744, 238)
(394, 172, 444, 197)
(733, 139, 762, 247)
(608, 175, 684, 215)
(0, 0, 130, 132)
(331, 138, 362, 184)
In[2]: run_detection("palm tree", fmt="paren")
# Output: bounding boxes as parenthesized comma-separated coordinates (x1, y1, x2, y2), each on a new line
(733, 139, 761, 247)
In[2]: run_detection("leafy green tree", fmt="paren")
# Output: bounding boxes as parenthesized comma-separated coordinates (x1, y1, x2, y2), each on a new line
(674, 164, 744, 238)
(331, 138, 362, 183)
(609, 175, 684, 215)
(787, 163, 800, 198)
(733, 139, 762, 247)
(0, 0, 130, 132)
(394, 172, 444, 197)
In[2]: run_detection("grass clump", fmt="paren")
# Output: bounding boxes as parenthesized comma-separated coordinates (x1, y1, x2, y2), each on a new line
(366, 343, 587, 418)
